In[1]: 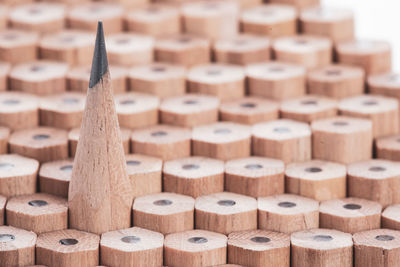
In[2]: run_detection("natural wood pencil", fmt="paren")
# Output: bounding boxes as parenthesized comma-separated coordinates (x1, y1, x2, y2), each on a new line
(68, 21, 133, 235)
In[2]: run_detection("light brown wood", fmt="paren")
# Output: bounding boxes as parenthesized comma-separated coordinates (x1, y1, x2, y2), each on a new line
(220, 97, 279, 125)
(273, 35, 332, 70)
(67, 2, 123, 34)
(39, 30, 95, 66)
(39, 92, 86, 130)
(69, 127, 131, 157)
(0, 92, 39, 131)
(195, 192, 257, 235)
(9, 60, 69, 95)
(320, 197, 381, 234)
(368, 73, 400, 101)
(0, 29, 38, 64)
(101, 0, 149, 9)
(228, 230, 290, 267)
(240, 4, 297, 38)
(67, 65, 128, 94)
(160, 94, 219, 127)
(0, 195, 5, 225)
(252, 119, 312, 164)
(125, 5, 180, 37)
(353, 229, 400, 267)
(164, 229, 227, 267)
(36, 229, 99, 267)
(100, 226, 164, 267)
(131, 124, 191, 161)
(0, 225, 37, 267)
(300, 7, 354, 43)
(182, 1, 239, 41)
(68, 45, 133, 236)
(338, 94, 399, 138)
(133, 192, 194, 235)
(307, 64, 365, 99)
(155, 34, 211, 67)
(0, 5, 7, 30)
(214, 264, 246, 267)
(213, 34, 271, 66)
(376, 134, 400, 161)
(128, 62, 186, 98)
(0, 62, 9, 91)
(9, 3, 66, 34)
(269, 0, 319, 9)
(280, 95, 338, 123)
(336, 40, 392, 75)
(39, 158, 74, 198)
(0, 127, 9, 154)
(6, 193, 68, 234)
(235, 0, 262, 9)
(382, 205, 400, 230)
(187, 63, 245, 102)
(9, 127, 69, 163)
(0, 0, 33, 6)
(192, 122, 251, 161)
(311, 116, 373, 164)
(348, 159, 400, 208)
(291, 228, 353, 267)
(258, 194, 319, 233)
(225, 156, 285, 198)
(163, 156, 224, 198)
(44, 0, 91, 5)
(106, 33, 154, 67)
(0, 154, 39, 198)
(246, 62, 306, 101)
(126, 154, 162, 199)
(285, 160, 346, 201)
(115, 92, 159, 129)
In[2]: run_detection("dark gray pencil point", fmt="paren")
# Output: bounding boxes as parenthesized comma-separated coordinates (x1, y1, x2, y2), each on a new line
(89, 21, 109, 88)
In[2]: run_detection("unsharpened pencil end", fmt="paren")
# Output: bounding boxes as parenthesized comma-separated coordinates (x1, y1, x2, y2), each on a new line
(89, 21, 109, 88)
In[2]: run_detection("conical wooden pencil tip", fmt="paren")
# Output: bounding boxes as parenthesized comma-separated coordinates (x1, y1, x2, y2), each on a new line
(89, 21, 108, 88)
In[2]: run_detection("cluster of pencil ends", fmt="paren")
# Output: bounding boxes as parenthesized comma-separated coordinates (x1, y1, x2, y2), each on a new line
(1, 0, 400, 267)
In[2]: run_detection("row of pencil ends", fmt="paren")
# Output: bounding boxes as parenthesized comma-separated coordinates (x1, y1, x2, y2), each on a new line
(0, 0, 344, 39)
(1, 154, 400, 266)
(0, 1, 389, 79)
(0, 112, 398, 164)
(1, 193, 400, 267)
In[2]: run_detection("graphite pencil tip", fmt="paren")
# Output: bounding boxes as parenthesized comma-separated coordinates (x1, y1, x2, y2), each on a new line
(89, 21, 109, 88)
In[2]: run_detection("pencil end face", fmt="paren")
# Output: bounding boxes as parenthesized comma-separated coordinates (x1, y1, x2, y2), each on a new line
(89, 21, 109, 88)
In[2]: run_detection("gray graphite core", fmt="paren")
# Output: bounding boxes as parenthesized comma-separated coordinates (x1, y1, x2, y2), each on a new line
(245, 164, 263, 170)
(0, 163, 14, 170)
(33, 134, 50, 140)
(218, 200, 236, 206)
(305, 167, 322, 173)
(343, 203, 361, 210)
(59, 238, 78, 245)
(121, 236, 141, 243)
(89, 21, 109, 89)
(251, 236, 270, 243)
(60, 165, 73, 172)
(28, 200, 48, 207)
(153, 199, 173, 206)
(369, 166, 386, 172)
(0, 234, 15, 242)
(313, 235, 333, 242)
(376, 235, 395, 241)
(182, 164, 200, 170)
(278, 201, 296, 208)
(188, 237, 208, 244)
(127, 160, 141, 166)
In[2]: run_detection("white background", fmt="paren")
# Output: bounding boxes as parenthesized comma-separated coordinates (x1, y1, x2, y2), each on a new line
(322, 0, 400, 71)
